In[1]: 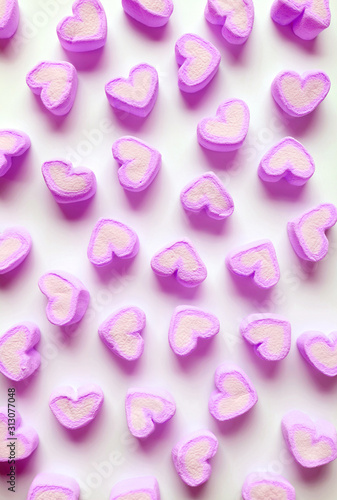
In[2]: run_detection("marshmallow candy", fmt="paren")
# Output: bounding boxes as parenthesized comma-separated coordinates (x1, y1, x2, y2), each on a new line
(205, 0, 254, 45)
(242, 473, 296, 500)
(26, 61, 78, 116)
(282, 410, 337, 468)
(49, 384, 104, 429)
(240, 314, 291, 361)
(175, 34, 221, 93)
(169, 306, 220, 356)
(271, 71, 330, 118)
(39, 271, 90, 326)
(258, 137, 315, 186)
(172, 430, 218, 487)
(42, 160, 96, 204)
(126, 388, 176, 438)
(198, 99, 250, 152)
(271, 0, 331, 40)
(110, 477, 160, 500)
(99, 306, 146, 361)
(227, 239, 280, 289)
(0, 227, 31, 274)
(151, 240, 207, 287)
(0, 0, 19, 39)
(297, 331, 337, 377)
(288, 204, 337, 262)
(112, 136, 161, 192)
(27, 473, 80, 500)
(0, 130, 30, 177)
(122, 0, 173, 27)
(0, 407, 38, 462)
(105, 64, 158, 118)
(57, 0, 107, 52)
(87, 218, 139, 267)
(181, 172, 234, 220)
(209, 364, 258, 421)
(0, 323, 40, 381)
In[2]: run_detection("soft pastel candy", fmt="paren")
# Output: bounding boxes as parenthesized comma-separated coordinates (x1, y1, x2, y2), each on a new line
(99, 306, 146, 361)
(0, 0, 19, 39)
(87, 218, 139, 267)
(110, 477, 160, 500)
(105, 64, 158, 118)
(205, 0, 254, 45)
(242, 473, 296, 500)
(49, 384, 104, 429)
(122, 0, 173, 27)
(26, 61, 78, 116)
(287, 204, 337, 262)
(258, 137, 315, 186)
(181, 171, 234, 220)
(42, 159, 96, 204)
(240, 314, 291, 361)
(57, 0, 107, 52)
(169, 306, 220, 356)
(209, 364, 258, 421)
(125, 388, 176, 438)
(297, 331, 337, 377)
(0, 227, 31, 275)
(0, 323, 40, 382)
(0, 408, 38, 462)
(151, 240, 207, 288)
(175, 33, 221, 93)
(282, 410, 337, 468)
(198, 99, 250, 152)
(172, 430, 218, 487)
(0, 130, 30, 177)
(39, 271, 90, 326)
(27, 473, 80, 500)
(271, 71, 330, 118)
(226, 239, 280, 289)
(112, 136, 161, 192)
(271, 0, 331, 40)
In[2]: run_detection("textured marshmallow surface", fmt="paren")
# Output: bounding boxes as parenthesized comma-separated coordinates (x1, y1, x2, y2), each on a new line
(112, 136, 161, 192)
(168, 306, 220, 356)
(258, 137, 315, 186)
(297, 331, 337, 377)
(26, 61, 78, 116)
(105, 64, 159, 118)
(242, 473, 296, 500)
(172, 430, 218, 487)
(110, 476, 160, 500)
(0, 407, 38, 462)
(226, 239, 280, 289)
(57, 0, 107, 52)
(175, 33, 221, 93)
(287, 203, 337, 262)
(27, 473, 80, 500)
(126, 388, 176, 438)
(49, 384, 104, 429)
(122, 0, 173, 27)
(209, 364, 258, 421)
(151, 239, 207, 287)
(99, 306, 146, 361)
(0, 322, 40, 381)
(0, 130, 31, 177)
(38, 271, 90, 326)
(197, 99, 250, 152)
(0, 0, 19, 39)
(282, 410, 337, 468)
(87, 218, 139, 266)
(0, 227, 31, 274)
(271, 70, 330, 117)
(205, 0, 255, 44)
(181, 171, 234, 220)
(240, 314, 291, 361)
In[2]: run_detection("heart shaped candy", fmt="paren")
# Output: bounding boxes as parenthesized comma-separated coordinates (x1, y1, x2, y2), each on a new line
(110, 476, 160, 500)
(27, 473, 80, 500)
(297, 331, 337, 377)
(242, 473, 296, 500)
(122, 0, 173, 27)
(0, 130, 31, 177)
(0, 227, 31, 275)
(0, 408, 38, 462)
(205, 0, 255, 45)
(0, 0, 19, 39)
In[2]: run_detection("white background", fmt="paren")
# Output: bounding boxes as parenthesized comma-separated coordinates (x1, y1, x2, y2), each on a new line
(0, 0, 337, 498)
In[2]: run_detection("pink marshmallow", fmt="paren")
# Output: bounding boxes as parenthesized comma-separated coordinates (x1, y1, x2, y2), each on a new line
(27, 473, 80, 500)
(205, 0, 254, 45)
(122, 0, 173, 27)
(0, 227, 31, 275)
(0, 407, 38, 462)
(242, 472, 296, 500)
(110, 476, 160, 500)
(0, 130, 30, 177)
(297, 331, 337, 377)
(0, 0, 19, 39)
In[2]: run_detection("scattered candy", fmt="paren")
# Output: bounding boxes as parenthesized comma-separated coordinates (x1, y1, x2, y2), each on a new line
(27, 473, 80, 500)
(39, 271, 90, 326)
(287, 203, 337, 262)
(297, 331, 337, 377)
(122, 0, 173, 27)
(110, 476, 160, 500)
(0, 0, 19, 39)
(105, 64, 159, 118)
(271, 70, 330, 117)
(26, 61, 78, 116)
(0, 130, 30, 177)
(205, 0, 254, 45)
(242, 473, 296, 500)
(99, 306, 146, 361)
(0, 227, 31, 275)
(0, 407, 38, 462)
